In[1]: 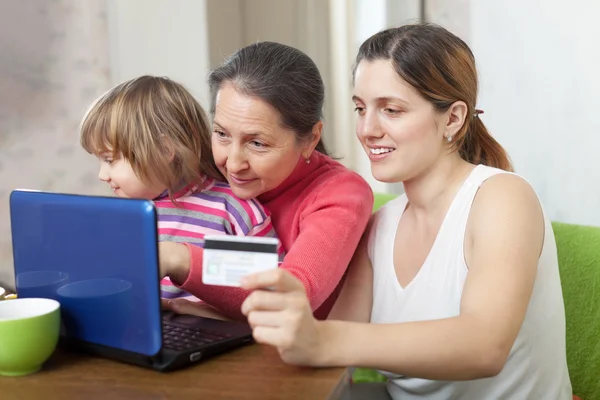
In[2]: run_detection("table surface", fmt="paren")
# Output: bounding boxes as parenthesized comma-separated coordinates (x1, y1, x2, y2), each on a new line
(1, 343, 349, 400)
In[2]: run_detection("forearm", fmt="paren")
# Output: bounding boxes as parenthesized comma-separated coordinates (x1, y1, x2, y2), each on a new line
(287, 205, 373, 311)
(327, 227, 373, 322)
(160, 241, 192, 285)
(319, 316, 505, 380)
(175, 243, 248, 320)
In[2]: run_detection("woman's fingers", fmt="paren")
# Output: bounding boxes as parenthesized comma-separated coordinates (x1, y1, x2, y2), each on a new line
(246, 310, 286, 329)
(241, 268, 305, 293)
(252, 325, 282, 346)
(250, 314, 320, 366)
(241, 288, 305, 316)
(241, 290, 286, 315)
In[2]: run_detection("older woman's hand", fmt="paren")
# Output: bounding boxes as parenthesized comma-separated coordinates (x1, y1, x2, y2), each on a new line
(240, 269, 330, 366)
(161, 298, 232, 321)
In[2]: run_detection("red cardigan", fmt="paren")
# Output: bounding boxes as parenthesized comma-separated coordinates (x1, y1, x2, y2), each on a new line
(179, 151, 374, 320)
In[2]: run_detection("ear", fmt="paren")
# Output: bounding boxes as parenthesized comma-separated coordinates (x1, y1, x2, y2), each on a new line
(302, 120, 323, 159)
(444, 101, 468, 140)
(161, 137, 176, 162)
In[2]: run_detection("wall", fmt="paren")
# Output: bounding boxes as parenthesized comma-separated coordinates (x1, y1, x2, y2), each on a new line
(0, 0, 112, 288)
(205, 0, 335, 152)
(107, 0, 211, 108)
(469, 0, 600, 226)
(388, 0, 597, 227)
(0, 0, 214, 289)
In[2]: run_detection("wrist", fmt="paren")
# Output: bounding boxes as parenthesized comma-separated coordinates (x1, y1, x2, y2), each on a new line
(168, 243, 191, 285)
(315, 320, 347, 367)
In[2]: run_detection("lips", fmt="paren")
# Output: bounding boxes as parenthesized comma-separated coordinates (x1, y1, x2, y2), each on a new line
(367, 146, 396, 161)
(369, 147, 395, 155)
(228, 175, 256, 186)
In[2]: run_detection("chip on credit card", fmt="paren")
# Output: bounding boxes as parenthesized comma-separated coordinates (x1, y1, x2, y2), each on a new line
(202, 235, 280, 287)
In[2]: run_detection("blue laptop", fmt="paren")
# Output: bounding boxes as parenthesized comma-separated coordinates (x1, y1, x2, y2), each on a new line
(9, 189, 253, 371)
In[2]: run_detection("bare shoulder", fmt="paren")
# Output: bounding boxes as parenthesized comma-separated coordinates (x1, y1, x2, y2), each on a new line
(468, 173, 544, 247)
(470, 172, 542, 223)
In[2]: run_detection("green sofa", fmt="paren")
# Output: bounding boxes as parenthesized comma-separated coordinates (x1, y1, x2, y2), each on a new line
(353, 193, 599, 400)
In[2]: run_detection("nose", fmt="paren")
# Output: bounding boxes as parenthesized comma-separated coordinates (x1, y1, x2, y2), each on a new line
(357, 109, 384, 141)
(225, 145, 249, 174)
(98, 163, 110, 182)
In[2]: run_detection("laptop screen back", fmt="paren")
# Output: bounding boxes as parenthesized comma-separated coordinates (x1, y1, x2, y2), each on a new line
(10, 190, 163, 356)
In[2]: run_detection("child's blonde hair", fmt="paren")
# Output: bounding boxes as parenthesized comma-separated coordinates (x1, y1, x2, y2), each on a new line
(80, 75, 223, 197)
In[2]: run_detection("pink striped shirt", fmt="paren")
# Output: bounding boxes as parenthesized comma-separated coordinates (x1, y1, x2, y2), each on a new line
(157, 177, 283, 300)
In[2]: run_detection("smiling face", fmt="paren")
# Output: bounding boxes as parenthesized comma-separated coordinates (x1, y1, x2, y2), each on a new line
(352, 59, 451, 183)
(96, 152, 166, 199)
(211, 83, 308, 200)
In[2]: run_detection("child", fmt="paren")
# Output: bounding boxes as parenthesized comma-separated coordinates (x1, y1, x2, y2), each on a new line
(79, 75, 283, 302)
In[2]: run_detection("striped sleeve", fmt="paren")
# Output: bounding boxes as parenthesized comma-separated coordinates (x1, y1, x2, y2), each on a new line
(172, 186, 285, 319)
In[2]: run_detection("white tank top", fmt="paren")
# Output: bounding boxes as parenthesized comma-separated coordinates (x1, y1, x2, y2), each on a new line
(368, 165, 572, 400)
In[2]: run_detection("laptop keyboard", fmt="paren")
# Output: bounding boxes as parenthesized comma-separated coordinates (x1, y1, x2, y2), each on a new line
(162, 322, 233, 351)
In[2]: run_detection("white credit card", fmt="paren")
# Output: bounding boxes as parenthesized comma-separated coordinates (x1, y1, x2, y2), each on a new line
(202, 235, 279, 287)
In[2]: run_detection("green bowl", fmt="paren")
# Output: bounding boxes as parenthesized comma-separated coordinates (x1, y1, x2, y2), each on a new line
(0, 298, 60, 376)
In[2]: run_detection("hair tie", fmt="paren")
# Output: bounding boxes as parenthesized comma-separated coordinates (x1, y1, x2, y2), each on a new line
(474, 109, 484, 117)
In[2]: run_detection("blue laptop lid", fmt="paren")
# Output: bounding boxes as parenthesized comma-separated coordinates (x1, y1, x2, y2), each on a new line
(9, 190, 162, 356)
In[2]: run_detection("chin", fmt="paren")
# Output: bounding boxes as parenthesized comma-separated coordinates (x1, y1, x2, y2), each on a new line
(371, 167, 404, 184)
(227, 184, 258, 200)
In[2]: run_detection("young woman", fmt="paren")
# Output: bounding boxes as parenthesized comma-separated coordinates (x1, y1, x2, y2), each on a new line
(239, 23, 572, 399)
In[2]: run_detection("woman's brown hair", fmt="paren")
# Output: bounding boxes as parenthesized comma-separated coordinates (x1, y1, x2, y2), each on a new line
(80, 75, 223, 198)
(354, 23, 513, 171)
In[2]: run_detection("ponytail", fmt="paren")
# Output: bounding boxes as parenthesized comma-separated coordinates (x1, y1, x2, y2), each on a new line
(458, 116, 513, 172)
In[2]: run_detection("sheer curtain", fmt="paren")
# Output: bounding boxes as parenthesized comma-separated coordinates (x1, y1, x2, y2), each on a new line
(327, 0, 423, 194)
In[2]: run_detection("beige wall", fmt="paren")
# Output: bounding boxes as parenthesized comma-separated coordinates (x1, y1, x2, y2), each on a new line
(0, 0, 474, 290)
(205, 0, 336, 153)
(107, 0, 211, 108)
(0, 0, 113, 289)
(425, 0, 471, 40)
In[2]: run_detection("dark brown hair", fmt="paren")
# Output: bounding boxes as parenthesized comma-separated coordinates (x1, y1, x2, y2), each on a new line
(354, 23, 513, 171)
(209, 42, 328, 155)
(80, 75, 223, 198)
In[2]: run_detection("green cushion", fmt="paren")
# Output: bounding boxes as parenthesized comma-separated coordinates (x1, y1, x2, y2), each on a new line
(353, 194, 600, 399)
(553, 221, 600, 399)
(372, 193, 398, 213)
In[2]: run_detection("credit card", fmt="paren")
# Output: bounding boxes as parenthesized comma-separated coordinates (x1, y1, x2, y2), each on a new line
(202, 235, 279, 287)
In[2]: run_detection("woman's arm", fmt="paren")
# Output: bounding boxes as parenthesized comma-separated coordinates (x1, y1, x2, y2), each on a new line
(275, 175, 374, 312)
(159, 213, 281, 321)
(242, 174, 544, 380)
(165, 175, 374, 320)
(327, 215, 375, 322)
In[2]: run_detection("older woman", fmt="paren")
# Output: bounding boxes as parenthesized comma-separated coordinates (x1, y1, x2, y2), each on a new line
(160, 42, 374, 320)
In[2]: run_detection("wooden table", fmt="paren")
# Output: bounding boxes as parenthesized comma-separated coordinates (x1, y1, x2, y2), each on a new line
(1, 344, 349, 400)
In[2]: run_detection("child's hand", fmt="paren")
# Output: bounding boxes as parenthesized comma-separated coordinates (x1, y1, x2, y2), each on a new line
(158, 242, 191, 285)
